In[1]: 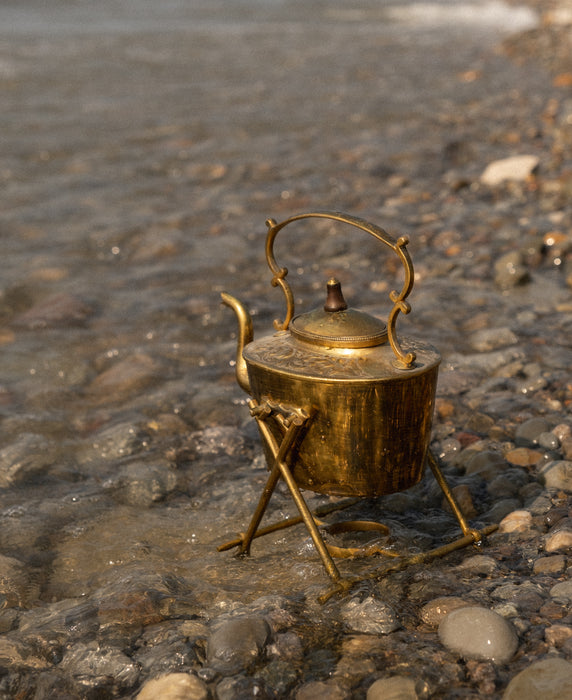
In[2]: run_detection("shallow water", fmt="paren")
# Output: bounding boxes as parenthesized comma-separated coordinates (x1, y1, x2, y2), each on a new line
(4, 0, 572, 697)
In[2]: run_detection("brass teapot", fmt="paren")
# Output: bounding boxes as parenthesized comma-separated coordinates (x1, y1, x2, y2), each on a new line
(219, 212, 495, 593)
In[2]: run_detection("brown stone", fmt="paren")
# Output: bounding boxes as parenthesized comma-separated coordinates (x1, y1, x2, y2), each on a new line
(420, 596, 469, 627)
(12, 292, 93, 329)
(539, 600, 568, 620)
(443, 484, 477, 518)
(533, 555, 567, 575)
(87, 353, 159, 401)
(505, 447, 544, 467)
(545, 624, 572, 648)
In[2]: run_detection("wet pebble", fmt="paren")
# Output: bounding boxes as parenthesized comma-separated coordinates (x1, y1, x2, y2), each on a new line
(545, 623, 572, 648)
(136, 672, 208, 700)
(268, 631, 304, 661)
(515, 417, 552, 446)
(455, 554, 498, 576)
(504, 447, 544, 467)
(191, 426, 251, 458)
(540, 460, 572, 491)
(206, 615, 270, 675)
(112, 459, 179, 507)
(494, 250, 529, 288)
(340, 596, 400, 635)
(59, 641, 140, 693)
(438, 606, 518, 663)
(538, 431, 560, 450)
(443, 483, 477, 518)
(12, 292, 93, 329)
(295, 679, 348, 700)
(420, 596, 469, 627)
(549, 579, 572, 602)
(448, 347, 525, 373)
(480, 155, 539, 186)
(483, 498, 523, 524)
(0, 433, 55, 487)
(502, 657, 572, 699)
(545, 527, 572, 552)
(463, 450, 506, 480)
(498, 509, 533, 533)
(488, 471, 527, 499)
(76, 420, 147, 467)
(367, 675, 421, 700)
(215, 675, 270, 700)
(87, 353, 161, 402)
(533, 554, 567, 574)
(255, 658, 299, 697)
(0, 636, 51, 671)
(0, 553, 39, 608)
(469, 327, 518, 352)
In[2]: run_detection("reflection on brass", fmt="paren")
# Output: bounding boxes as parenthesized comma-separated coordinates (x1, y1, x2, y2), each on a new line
(219, 211, 496, 598)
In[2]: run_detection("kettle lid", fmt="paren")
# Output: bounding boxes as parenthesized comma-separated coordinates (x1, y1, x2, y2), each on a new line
(290, 278, 388, 349)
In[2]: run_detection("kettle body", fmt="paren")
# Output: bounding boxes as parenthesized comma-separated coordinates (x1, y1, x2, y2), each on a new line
(222, 211, 440, 497)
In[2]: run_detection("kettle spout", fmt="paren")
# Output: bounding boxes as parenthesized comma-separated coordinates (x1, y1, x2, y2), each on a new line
(221, 292, 253, 395)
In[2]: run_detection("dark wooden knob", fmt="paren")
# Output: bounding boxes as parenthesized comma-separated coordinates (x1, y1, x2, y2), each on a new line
(324, 278, 348, 313)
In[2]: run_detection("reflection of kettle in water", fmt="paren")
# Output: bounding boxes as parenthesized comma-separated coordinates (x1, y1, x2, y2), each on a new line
(219, 211, 496, 596)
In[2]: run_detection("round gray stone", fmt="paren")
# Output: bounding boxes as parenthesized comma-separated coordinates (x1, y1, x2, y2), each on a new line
(502, 657, 572, 699)
(438, 606, 518, 663)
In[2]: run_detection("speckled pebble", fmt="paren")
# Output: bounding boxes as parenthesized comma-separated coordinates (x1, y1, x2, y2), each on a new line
(367, 675, 422, 700)
(498, 510, 533, 533)
(540, 461, 572, 492)
(136, 673, 208, 700)
(438, 606, 518, 663)
(502, 657, 572, 700)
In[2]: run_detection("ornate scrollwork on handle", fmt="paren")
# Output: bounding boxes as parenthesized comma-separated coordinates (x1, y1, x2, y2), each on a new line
(264, 212, 417, 368)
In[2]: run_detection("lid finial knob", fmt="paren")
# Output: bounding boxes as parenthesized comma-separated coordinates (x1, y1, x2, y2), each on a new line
(324, 278, 348, 313)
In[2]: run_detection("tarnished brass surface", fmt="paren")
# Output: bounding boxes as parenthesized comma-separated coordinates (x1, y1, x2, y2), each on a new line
(246, 353, 439, 496)
(290, 278, 389, 348)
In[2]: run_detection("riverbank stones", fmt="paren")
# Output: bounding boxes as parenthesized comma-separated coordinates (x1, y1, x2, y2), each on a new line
(438, 606, 518, 663)
(502, 657, 572, 699)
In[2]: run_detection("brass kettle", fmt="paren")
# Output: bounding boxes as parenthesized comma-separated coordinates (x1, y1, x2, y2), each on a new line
(222, 211, 440, 497)
(220, 211, 496, 595)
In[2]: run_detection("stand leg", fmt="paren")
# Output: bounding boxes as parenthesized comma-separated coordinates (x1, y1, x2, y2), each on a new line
(237, 462, 282, 556)
(251, 403, 341, 582)
(427, 450, 482, 543)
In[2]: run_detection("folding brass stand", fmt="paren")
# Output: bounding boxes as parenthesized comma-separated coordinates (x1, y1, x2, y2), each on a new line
(218, 398, 497, 599)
